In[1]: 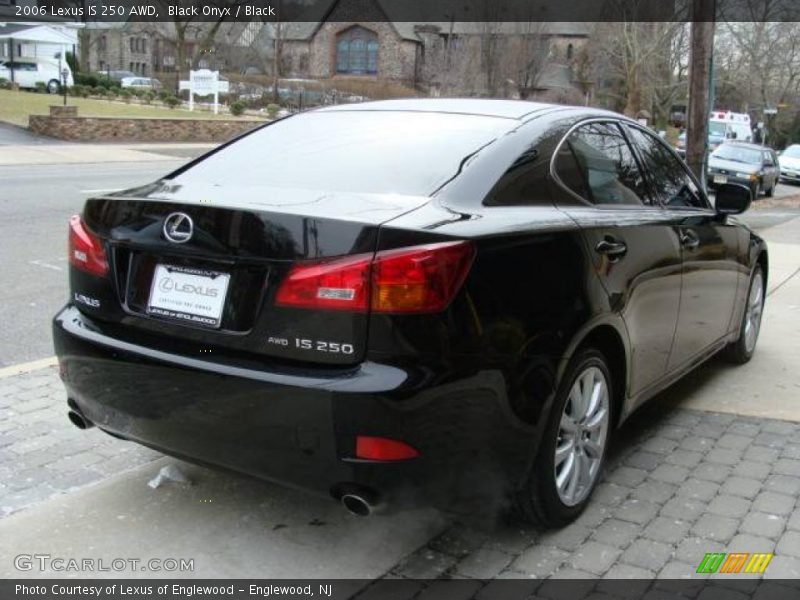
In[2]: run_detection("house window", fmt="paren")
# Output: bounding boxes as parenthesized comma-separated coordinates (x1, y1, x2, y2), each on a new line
(336, 26, 378, 75)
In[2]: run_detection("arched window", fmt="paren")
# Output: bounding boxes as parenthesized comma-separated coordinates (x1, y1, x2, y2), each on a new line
(336, 26, 378, 75)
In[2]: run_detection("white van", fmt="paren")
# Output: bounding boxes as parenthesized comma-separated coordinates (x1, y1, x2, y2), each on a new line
(710, 110, 753, 143)
(0, 58, 74, 93)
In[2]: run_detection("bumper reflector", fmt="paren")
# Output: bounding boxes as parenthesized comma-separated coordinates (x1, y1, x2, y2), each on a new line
(355, 436, 420, 461)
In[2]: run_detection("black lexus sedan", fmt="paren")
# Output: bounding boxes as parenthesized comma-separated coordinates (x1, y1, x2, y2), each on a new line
(54, 100, 767, 527)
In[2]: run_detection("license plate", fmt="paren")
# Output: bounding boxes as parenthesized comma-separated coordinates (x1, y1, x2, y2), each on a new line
(147, 264, 230, 328)
(713, 174, 728, 184)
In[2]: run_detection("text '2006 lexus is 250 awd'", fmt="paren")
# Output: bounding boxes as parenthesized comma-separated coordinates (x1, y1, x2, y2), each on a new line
(53, 99, 767, 527)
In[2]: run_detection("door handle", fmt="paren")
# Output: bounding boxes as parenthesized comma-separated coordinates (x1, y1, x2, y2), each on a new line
(680, 229, 700, 250)
(595, 238, 627, 260)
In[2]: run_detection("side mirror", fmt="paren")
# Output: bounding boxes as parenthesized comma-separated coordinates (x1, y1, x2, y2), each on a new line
(715, 183, 752, 215)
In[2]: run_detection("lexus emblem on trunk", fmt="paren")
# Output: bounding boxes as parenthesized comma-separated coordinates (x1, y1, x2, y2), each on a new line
(163, 212, 194, 244)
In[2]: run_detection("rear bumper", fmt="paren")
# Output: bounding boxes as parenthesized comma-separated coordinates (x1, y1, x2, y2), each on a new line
(53, 306, 534, 511)
(707, 175, 757, 191)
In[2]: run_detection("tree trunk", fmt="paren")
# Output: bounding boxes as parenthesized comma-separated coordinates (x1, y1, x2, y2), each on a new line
(686, 3, 716, 184)
(174, 26, 186, 94)
(624, 71, 641, 116)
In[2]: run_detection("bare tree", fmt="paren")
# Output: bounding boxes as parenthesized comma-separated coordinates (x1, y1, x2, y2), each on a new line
(508, 22, 551, 99)
(150, 0, 248, 90)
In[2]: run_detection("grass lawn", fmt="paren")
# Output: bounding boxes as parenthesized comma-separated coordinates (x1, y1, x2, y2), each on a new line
(0, 89, 262, 128)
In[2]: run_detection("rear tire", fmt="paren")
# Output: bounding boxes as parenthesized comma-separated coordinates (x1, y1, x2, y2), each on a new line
(766, 182, 776, 197)
(724, 265, 765, 364)
(515, 348, 612, 528)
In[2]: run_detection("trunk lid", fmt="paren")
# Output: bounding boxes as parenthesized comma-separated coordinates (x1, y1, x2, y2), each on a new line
(77, 183, 430, 366)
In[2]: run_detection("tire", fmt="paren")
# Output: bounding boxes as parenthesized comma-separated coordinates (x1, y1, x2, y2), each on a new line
(515, 348, 613, 527)
(724, 265, 765, 364)
(751, 182, 760, 200)
(47, 79, 60, 94)
(766, 181, 776, 197)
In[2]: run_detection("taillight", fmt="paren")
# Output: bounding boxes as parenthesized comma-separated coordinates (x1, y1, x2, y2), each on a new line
(371, 241, 475, 313)
(68, 215, 108, 276)
(275, 241, 474, 314)
(275, 253, 371, 311)
(355, 436, 420, 461)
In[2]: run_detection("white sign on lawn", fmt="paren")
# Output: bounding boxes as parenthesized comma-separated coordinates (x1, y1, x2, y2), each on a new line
(179, 69, 230, 114)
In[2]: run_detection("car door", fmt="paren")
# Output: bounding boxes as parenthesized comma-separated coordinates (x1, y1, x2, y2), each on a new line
(552, 120, 683, 399)
(623, 123, 743, 370)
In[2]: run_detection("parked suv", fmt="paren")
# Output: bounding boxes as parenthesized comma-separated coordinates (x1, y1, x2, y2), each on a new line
(0, 58, 73, 93)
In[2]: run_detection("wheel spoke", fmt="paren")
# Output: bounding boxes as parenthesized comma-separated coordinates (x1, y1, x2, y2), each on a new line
(579, 371, 595, 419)
(578, 451, 592, 486)
(566, 449, 580, 500)
(585, 381, 602, 421)
(556, 450, 575, 491)
(584, 436, 603, 458)
(584, 407, 607, 431)
(555, 438, 574, 466)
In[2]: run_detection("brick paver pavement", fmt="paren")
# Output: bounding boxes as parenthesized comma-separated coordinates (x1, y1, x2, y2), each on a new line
(378, 399, 800, 588)
(0, 366, 160, 517)
(3, 364, 800, 591)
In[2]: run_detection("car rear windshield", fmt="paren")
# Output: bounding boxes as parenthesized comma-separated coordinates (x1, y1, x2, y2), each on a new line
(173, 111, 513, 196)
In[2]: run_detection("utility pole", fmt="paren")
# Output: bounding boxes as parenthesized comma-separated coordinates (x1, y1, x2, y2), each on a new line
(685, 0, 716, 185)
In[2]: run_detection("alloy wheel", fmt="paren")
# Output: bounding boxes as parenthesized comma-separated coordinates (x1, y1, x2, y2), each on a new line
(744, 270, 764, 354)
(554, 366, 610, 507)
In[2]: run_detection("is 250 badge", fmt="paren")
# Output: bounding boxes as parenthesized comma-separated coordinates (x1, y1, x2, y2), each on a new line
(267, 336, 355, 355)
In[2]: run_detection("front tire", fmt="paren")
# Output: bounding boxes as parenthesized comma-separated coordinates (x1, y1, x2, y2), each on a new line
(766, 181, 776, 197)
(47, 79, 60, 94)
(515, 348, 612, 527)
(725, 265, 765, 364)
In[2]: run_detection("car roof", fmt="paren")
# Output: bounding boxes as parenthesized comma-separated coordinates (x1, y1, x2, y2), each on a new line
(316, 98, 564, 120)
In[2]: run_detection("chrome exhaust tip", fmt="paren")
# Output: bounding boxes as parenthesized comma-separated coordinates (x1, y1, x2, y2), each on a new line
(67, 410, 94, 430)
(341, 493, 373, 517)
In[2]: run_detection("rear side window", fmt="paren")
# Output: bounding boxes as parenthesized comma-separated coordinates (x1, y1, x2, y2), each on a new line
(554, 122, 650, 206)
(174, 111, 513, 196)
(624, 125, 707, 209)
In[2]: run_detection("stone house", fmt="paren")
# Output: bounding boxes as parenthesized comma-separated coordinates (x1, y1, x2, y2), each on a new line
(85, 23, 153, 76)
(250, 0, 590, 98)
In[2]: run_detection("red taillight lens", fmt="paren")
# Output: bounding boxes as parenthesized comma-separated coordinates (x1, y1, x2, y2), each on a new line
(275, 253, 371, 311)
(68, 215, 108, 276)
(355, 436, 420, 461)
(274, 241, 474, 314)
(371, 241, 475, 313)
